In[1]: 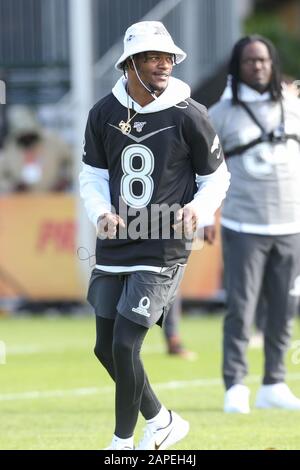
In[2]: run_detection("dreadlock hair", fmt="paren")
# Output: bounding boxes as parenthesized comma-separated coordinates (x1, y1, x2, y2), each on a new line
(122, 56, 137, 77)
(122, 61, 128, 78)
(229, 35, 282, 104)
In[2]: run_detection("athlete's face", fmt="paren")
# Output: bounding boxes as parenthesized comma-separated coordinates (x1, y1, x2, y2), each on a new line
(132, 51, 174, 93)
(240, 41, 272, 93)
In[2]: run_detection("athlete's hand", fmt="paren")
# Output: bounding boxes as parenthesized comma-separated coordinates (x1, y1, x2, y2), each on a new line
(204, 225, 216, 245)
(173, 204, 198, 237)
(97, 213, 126, 239)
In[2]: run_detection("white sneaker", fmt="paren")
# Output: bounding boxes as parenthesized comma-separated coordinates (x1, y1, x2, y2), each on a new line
(224, 384, 250, 414)
(104, 436, 134, 450)
(255, 383, 300, 410)
(104, 445, 134, 450)
(136, 410, 189, 450)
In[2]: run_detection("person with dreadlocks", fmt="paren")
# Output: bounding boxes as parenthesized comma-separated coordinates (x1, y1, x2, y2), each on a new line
(209, 35, 300, 413)
(79, 21, 230, 449)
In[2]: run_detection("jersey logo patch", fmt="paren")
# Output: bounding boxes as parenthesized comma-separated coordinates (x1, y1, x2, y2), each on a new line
(155, 429, 173, 450)
(132, 297, 151, 317)
(133, 121, 147, 133)
(108, 124, 175, 143)
(211, 135, 221, 159)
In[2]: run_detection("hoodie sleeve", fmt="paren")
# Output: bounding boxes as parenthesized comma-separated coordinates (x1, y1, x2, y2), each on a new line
(190, 161, 230, 227)
(79, 109, 111, 227)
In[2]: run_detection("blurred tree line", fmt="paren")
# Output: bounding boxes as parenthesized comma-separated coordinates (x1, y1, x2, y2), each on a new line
(245, 0, 300, 80)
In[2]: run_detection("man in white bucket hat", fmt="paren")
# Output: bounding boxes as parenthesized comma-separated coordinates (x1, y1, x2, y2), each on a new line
(115, 21, 186, 71)
(80, 21, 230, 450)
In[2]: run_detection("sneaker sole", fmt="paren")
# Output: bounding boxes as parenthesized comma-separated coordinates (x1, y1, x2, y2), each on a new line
(255, 401, 273, 409)
(256, 400, 300, 410)
(224, 406, 250, 414)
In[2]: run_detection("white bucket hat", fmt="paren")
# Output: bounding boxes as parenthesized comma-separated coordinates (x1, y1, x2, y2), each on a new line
(115, 21, 187, 71)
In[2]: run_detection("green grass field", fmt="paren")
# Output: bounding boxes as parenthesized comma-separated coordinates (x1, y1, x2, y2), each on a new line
(1, 313, 300, 450)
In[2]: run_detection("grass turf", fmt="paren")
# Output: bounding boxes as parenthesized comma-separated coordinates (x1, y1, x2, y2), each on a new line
(0, 314, 300, 450)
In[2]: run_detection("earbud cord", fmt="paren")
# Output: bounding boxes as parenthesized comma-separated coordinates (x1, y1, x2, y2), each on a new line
(118, 84, 139, 135)
(130, 56, 158, 100)
(119, 57, 158, 134)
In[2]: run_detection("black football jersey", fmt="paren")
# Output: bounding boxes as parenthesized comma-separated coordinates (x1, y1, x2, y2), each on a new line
(83, 93, 223, 267)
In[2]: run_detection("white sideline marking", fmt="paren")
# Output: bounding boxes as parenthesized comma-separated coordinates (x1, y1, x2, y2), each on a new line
(1, 373, 300, 402)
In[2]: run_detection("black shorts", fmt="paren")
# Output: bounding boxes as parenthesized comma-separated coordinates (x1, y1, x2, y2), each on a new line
(87, 265, 185, 328)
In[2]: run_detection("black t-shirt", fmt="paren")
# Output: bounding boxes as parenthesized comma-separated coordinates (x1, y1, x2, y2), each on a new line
(83, 93, 223, 267)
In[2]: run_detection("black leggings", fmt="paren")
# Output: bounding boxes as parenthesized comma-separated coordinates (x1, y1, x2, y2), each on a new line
(94, 315, 161, 438)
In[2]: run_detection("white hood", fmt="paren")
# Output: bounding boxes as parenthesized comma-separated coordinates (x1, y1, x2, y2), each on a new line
(221, 78, 293, 103)
(220, 77, 271, 102)
(112, 76, 191, 113)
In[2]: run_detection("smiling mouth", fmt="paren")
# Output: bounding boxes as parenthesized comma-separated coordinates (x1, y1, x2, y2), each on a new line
(154, 73, 169, 79)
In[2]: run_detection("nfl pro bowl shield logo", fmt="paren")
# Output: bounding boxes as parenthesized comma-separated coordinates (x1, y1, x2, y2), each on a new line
(133, 122, 146, 133)
(132, 297, 151, 317)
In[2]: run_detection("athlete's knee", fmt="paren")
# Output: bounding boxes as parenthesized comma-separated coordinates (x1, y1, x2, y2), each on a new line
(113, 316, 146, 363)
(94, 342, 112, 367)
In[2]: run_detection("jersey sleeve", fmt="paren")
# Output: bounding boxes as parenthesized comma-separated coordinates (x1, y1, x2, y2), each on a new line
(185, 106, 224, 175)
(83, 108, 108, 169)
